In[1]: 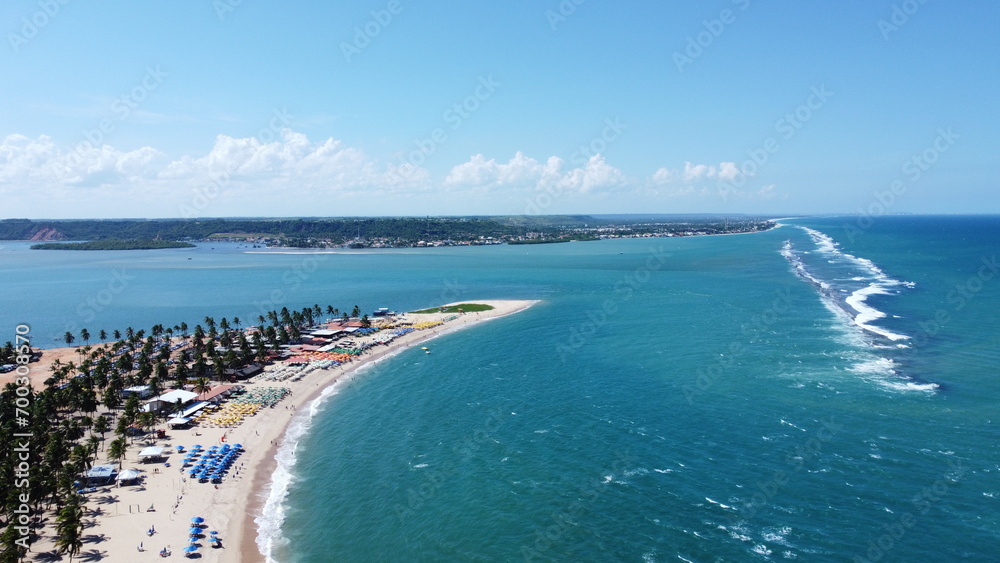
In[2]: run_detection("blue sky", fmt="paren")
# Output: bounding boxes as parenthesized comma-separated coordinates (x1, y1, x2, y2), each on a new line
(1, 0, 996, 218)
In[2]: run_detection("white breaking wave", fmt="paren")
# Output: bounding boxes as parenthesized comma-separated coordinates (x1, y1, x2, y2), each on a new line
(788, 228, 912, 342)
(255, 381, 347, 562)
(781, 227, 939, 393)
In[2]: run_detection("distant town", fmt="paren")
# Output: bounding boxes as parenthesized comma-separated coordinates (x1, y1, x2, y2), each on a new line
(1, 215, 776, 250)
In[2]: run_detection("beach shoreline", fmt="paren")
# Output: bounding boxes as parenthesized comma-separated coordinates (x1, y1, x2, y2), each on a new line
(233, 299, 538, 562)
(19, 300, 536, 562)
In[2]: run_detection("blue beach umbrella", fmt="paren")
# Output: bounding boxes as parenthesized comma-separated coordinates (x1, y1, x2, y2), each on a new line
(192, 516, 204, 523)
(189, 527, 202, 534)
(209, 531, 218, 535)
(183, 545, 198, 552)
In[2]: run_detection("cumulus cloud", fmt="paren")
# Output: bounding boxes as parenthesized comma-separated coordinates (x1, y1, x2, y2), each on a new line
(445, 152, 628, 195)
(0, 129, 769, 216)
(0, 133, 162, 186)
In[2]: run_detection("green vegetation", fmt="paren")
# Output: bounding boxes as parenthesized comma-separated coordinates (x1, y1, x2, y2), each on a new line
(30, 239, 195, 251)
(411, 303, 495, 314)
(1, 216, 775, 249)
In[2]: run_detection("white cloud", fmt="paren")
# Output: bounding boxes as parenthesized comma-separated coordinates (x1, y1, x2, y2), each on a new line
(446, 152, 628, 195)
(0, 130, 766, 216)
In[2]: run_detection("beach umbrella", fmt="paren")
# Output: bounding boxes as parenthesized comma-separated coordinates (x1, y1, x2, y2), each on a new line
(209, 531, 218, 535)
(192, 516, 204, 523)
(189, 527, 202, 534)
(188, 537, 199, 544)
(183, 545, 198, 552)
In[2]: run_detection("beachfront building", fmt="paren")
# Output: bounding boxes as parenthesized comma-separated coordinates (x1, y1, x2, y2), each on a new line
(223, 364, 263, 381)
(122, 385, 153, 399)
(143, 389, 198, 414)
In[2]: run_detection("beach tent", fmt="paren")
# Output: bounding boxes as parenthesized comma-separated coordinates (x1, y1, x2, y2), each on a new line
(84, 464, 116, 486)
(167, 417, 191, 428)
(116, 469, 141, 483)
(138, 446, 165, 463)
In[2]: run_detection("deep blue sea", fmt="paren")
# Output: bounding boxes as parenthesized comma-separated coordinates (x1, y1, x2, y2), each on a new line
(2, 216, 999, 562)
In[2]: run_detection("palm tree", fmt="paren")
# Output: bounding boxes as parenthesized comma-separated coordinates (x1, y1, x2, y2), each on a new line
(351, 305, 360, 318)
(63, 331, 75, 346)
(138, 412, 157, 442)
(113, 329, 122, 341)
(79, 328, 90, 345)
(107, 437, 127, 471)
(193, 377, 212, 396)
(93, 415, 110, 443)
(55, 495, 84, 562)
(99, 329, 108, 343)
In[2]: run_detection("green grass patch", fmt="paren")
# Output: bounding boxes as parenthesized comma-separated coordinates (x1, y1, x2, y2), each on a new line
(410, 303, 495, 314)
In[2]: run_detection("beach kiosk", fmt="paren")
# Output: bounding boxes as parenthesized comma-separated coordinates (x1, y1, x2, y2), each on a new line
(83, 464, 117, 486)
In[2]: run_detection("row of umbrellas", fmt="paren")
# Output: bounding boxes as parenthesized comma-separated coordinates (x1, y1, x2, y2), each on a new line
(181, 444, 244, 483)
(185, 516, 221, 556)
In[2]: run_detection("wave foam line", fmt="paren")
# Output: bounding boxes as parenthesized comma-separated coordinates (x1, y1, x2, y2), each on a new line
(792, 228, 911, 342)
(255, 382, 346, 562)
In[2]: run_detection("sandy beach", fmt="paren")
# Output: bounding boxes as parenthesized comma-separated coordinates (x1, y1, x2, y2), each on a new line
(25, 300, 536, 562)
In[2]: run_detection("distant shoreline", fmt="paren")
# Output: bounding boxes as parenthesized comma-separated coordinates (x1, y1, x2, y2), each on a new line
(30, 239, 196, 250)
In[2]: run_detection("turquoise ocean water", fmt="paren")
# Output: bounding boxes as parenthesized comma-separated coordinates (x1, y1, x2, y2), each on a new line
(2, 216, 999, 561)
